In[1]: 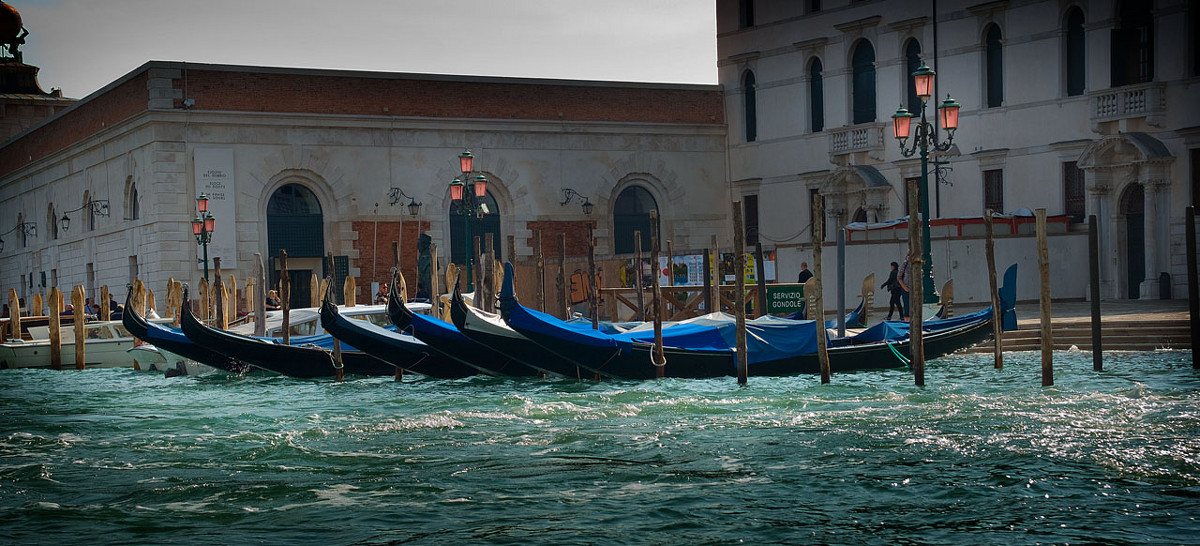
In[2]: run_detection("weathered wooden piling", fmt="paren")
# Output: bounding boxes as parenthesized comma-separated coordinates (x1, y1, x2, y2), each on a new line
(429, 244, 440, 319)
(279, 249, 291, 344)
(587, 225, 598, 328)
(310, 272, 320, 308)
(702, 246, 712, 314)
(7, 288, 20, 341)
(31, 293, 42, 317)
(755, 242, 767, 319)
(984, 209, 1003, 369)
(732, 203, 748, 385)
(48, 288, 62, 370)
(253, 253, 267, 336)
(1186, 206, 1198, 369)
(1088, 215, 1103, 371)
(709, 235, 720, 313)
(1036, 208, 1053, 386)
(650, 211, 665, 377)
(634, 231, 645, 320)
(557, 233, 568, 318)
(534, 230, 545, 313)
(99, 285, 110, 322)
(811, 196, 830, 384)
(906, 178, 925, 386)
(835, 231, 845, 335)
(72, 286, 86, 370)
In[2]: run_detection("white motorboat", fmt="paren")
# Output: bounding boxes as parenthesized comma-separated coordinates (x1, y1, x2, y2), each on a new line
(0, 319, 170, 370)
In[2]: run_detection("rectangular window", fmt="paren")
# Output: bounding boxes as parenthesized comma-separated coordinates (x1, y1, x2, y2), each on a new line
(1063, 162, 1086, 223)
(983, 169, 1004, 214)
(807, 0, 821, 13)
(1192, 148, 1200, 209)
(744, 195, 759, 246)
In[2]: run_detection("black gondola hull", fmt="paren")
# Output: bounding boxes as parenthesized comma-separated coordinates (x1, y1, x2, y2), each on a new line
(319, 300, 475, 379)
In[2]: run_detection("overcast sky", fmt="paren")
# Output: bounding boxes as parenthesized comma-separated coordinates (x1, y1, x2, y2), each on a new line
(15, 0, 718, 100)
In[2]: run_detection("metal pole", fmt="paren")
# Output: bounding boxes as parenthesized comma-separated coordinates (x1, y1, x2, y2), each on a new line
(836, 228, 846, 337)
(201, 231, 210, 282)
(918, 109, 936, 304)
(464, 198, 474, 293)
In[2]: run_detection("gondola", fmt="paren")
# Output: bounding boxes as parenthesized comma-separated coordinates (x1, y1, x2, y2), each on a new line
(497, 262, 1018, 380)
(448, 286, 570, 377)
(123, 289, 253, 374)
(318, 296, 476, 379)
(387, 272, 538, 377)
(180, 297, 396, 378)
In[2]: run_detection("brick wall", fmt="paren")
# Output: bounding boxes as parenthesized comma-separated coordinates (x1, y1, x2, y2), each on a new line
(173, 69, 724, 125)
(526, 220, 599, 259)
(351, 219, 431, 302)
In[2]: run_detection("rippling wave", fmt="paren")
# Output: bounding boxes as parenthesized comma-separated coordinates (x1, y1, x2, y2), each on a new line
(1, 351, 1197, 544)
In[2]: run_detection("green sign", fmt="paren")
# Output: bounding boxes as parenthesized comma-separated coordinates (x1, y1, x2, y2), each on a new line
(765, 284, 806, 314)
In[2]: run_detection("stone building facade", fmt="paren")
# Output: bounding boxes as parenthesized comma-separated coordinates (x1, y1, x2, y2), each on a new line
(0, 62, 727, 310)
(718, 0, 1199, 302)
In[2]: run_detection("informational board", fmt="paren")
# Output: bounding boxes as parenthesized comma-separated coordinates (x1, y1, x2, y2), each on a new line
(194, 148, 238, 270)
(657, 254, 706, 286)
(765, 284, 806, 314)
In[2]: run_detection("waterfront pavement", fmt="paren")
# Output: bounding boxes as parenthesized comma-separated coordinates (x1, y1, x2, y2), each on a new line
(955, 298, 1192, 325)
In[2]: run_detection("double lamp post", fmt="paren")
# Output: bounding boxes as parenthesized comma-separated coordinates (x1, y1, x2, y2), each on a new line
(449, 150, 489, 292)
(891, 63, 961, 305)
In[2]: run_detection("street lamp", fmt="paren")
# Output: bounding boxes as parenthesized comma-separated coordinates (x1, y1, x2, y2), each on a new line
(891, 62, 961, 304)
(59, 199, 110, 232)
(560, 187, 594, 215)
(0, 221, 37, 252)
(449, 149, 490, 292)
(191, 193, 216, 281)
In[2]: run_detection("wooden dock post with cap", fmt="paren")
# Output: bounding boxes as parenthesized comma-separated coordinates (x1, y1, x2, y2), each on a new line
(587, 225, 598, 328)
(558, 234, 568, 319)
(534, 231, 545, 313)
(48, 288, 62, 370)
(634, 232, 645, 320)
(733, 203, 748, 385)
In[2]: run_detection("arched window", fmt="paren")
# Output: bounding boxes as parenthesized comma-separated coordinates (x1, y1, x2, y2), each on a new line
(1065, 7, 1086, 96)
(267, 183, 325, 258)
(904, 39, 923, 114)
(1112, 1, 1154, 86)
(46, 203, 58, 240)
(808, 58, 824, 133)
(743, 70, 757, 142)
(851, 40, 876, 124)
(985, 24, 1004, 108)
(123, 176, 139, 221)
(613, 186, 659, 255)
(449, 191, 501, 266)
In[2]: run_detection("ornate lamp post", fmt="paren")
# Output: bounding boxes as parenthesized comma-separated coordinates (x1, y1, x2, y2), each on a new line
(190, 194, 216, 281)
(0, 221, 36, 252)
(891, 63, 961, 304)
(560, 187, 594, 215)
(449, 150, 489, 292)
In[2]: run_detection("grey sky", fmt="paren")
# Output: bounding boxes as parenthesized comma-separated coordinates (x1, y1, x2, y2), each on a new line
(16, 0, 718, 100)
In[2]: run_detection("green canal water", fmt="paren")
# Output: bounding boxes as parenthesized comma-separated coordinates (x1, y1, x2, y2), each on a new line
(2, 351, 1198, 544)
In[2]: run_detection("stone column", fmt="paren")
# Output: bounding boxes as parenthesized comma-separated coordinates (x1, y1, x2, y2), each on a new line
(1145, 173, 1171, 297)
(1086, 170, 1114, 298)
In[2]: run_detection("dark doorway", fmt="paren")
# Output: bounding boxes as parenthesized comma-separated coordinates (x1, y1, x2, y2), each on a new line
(1120, 184, 1145, 299)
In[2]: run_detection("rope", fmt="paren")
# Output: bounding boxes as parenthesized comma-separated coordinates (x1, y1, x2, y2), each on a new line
(592, 348, 623, 372)
(884, 340, 911, 368)
(650, 345, 666, 367)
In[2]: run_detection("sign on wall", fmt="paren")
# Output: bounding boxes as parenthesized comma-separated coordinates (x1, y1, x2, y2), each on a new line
(194, 148, 238, 270)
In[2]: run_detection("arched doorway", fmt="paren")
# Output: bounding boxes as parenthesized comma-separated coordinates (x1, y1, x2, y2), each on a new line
(1119, 184, 1144, 299)
(613, 186, 659, 254)
(449, 191, 501, 282)
(267, 183, 324, 308)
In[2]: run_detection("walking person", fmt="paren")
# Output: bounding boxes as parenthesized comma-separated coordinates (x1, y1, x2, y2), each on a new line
(882, 261, 904, 320)
(897, 257, 911, 321)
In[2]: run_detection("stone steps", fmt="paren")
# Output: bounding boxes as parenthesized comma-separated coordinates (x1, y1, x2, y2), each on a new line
(965, 320, 1192, 352)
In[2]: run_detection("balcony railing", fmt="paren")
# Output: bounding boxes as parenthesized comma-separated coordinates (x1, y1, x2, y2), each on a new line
(1090, 83, 1166, 127)
(828, 123, 885, 156)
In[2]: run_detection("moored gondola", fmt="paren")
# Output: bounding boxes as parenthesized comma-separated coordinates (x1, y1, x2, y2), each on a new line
(180, 297, 395, 378)
(124, 289, 253, 374)
(387, 273, 537, 377)
(318, 295, 476, 379)
(448, 286, 569, 377)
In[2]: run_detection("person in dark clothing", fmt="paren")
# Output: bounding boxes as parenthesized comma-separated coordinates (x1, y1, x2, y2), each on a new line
(897, 257, 911, 321)
(882, 261, 903, 320)
(797, 262, 813, 284)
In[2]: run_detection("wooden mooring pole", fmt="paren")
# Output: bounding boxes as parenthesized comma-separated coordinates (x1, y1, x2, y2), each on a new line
(702, 245, 712, 314)
(732, 203, 748, 385)
(650, 212, 665, 377)
(1036, 208, 1053, 386)
(72, 285, 86, 370)
(534, 231, 545, 313)
(811, 196, 830, 384)
(1088, 215, 1103, 371)
(755, 242, 767, 319)
(279, 249, 291, 345)
(558, 233, 568, 319)
(984, 210, 1003, 369)
(1186, 206, 1198, 369)
(587, 225, 598, 329)
(48, 287, 61, 371)
(906, 178, 925, 386)
(709, 235, 719, 313)
(634, 231, 645, 321)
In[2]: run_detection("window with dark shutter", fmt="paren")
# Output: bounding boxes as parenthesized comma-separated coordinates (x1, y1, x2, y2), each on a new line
(613, 186, 659, 255)
(744, 71, 757, 142)
(905, 39, 922, 114)
(809, 58, 824, 133)
(852, 41, 876, 124)
(983, 169, 1004, 214)
(744, 195, 759, 246)
(1063, 162, 1086, 223)
(985, 25, 1004, 108)
(1065, 8, 1085, 96)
